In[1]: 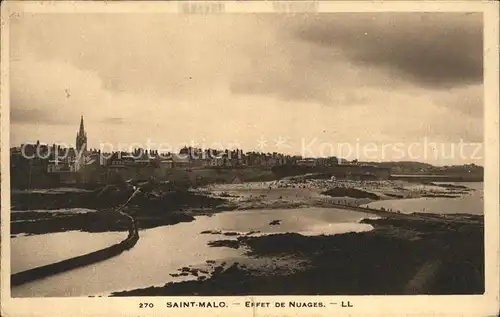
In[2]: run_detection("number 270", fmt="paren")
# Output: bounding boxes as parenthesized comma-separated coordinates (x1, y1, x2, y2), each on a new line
(139, 303, 154, 308)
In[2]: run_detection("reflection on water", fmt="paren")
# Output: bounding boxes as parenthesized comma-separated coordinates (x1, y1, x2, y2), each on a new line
(11, 207, 376, 297)
(209, 208, 378, 235)
(11, 231, 127, 274)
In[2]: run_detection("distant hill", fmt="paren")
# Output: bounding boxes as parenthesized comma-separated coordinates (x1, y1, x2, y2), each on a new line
(361, 161, 434, 170)
(360, 161, 483, 176)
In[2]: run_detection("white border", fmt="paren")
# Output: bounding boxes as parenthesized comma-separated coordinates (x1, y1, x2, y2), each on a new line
(1, 1, 499, 316)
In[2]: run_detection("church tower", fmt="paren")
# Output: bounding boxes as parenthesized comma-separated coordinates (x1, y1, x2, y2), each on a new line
(76, 115, 87, 153)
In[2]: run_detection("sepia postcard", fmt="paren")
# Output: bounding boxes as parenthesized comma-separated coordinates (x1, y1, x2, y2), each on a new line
(1, 1, 499, 316)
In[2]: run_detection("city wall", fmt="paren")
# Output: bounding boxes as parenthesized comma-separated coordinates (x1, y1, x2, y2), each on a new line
(11, 164, 393, 190)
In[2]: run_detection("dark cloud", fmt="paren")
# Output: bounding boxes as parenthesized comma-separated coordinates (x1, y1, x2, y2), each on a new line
(229, 30, 392, 106)
(294, 13, 483, 89)
(433, 85, 483, 118)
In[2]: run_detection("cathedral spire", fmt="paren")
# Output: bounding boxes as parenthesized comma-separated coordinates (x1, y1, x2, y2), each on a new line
(76, 115, 87, 152)
(79, 115, 85, 136)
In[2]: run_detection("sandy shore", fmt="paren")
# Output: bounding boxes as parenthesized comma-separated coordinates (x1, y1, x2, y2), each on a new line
(196, 178, 473, 211)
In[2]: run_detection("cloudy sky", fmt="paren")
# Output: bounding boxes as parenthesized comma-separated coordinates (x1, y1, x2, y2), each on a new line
(10, 12, 483, 164)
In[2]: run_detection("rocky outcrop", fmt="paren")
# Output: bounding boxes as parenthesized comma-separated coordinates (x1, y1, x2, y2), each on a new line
(321, 187, 380, 200)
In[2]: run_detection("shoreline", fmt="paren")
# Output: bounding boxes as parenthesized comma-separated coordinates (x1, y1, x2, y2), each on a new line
(196, 178, 477, 212)
(10, 179, 484, 296)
